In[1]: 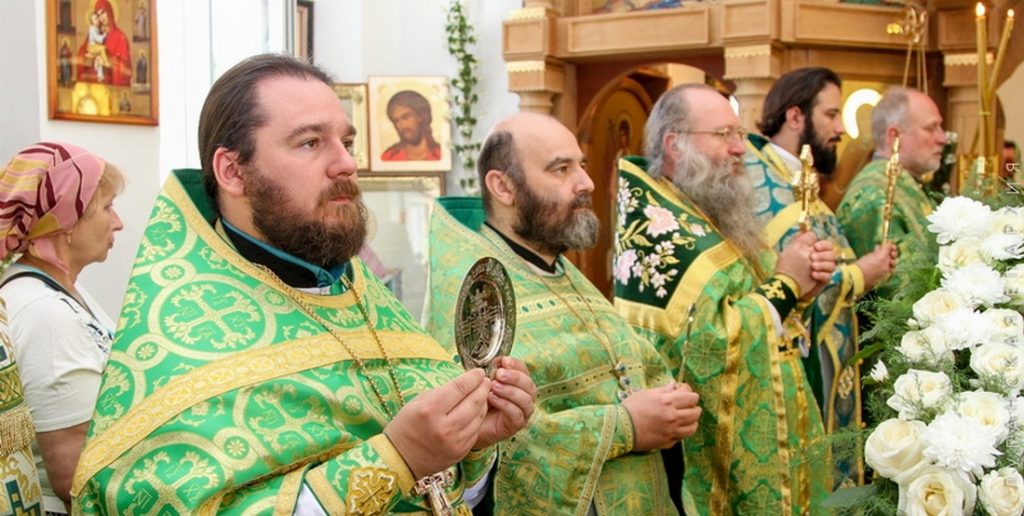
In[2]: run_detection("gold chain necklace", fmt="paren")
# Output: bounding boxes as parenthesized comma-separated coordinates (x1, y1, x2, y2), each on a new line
(256, 265, 404, 419)
(537, 269, 635, 401)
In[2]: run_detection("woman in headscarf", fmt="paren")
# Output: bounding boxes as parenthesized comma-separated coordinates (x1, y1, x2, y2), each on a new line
(0, 142, 124, 515)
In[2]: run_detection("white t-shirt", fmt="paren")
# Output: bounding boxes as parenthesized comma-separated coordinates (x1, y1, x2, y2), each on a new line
(0, 264, 114, 514)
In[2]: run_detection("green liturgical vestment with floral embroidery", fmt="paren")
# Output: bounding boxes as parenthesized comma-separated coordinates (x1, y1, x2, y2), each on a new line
(837, 159, 937, 297)
(70, 169, 492, 515)
(612, 157, 829, 516)
(425, 197, 678, 516)
(744, 135, 864, 485)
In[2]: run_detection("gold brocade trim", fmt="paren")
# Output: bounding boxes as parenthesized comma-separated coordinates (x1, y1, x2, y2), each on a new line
(273, 466, 308, 516)
(0, 364, 26, 411)
(790, 353, 811, 512)
(616, 405, 635, 452)
(71, 331, 449, 495)
(762, 203, 804, 248)
(367, 434, 416, 495)
(535, 362, 645, 401)
(708, 299, 744, 515)
(615, 242, 740, 340)
(305, 467, 347, 514)
(760, 296, 793, 514)
(0, 403, 34, 454)
(164, 177, 366, 310)
(574, 409, 617, 516)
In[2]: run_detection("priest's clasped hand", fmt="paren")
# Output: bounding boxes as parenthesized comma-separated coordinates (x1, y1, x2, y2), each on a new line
(622, 382, 702, 451)
(776, 231, 837, 300)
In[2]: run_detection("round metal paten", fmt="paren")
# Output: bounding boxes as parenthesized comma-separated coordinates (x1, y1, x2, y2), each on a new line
(454, 257, 516, 375)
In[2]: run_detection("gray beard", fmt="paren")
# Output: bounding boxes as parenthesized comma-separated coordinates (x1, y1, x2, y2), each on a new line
(670, 143, 765, 259)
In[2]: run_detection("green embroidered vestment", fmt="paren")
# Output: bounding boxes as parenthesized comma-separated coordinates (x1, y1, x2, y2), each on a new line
(612, 158, 829, 516)
(837, 159, 937, 294)
(71, 170, 492, 515)
(744, 136, 864, 484)
(425, 197, 678, 516)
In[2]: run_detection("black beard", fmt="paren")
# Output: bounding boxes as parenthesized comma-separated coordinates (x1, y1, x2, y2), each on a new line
(803, 122, 838, 177)
(512, 183, 599, 257)
(245, 168, 368, 268)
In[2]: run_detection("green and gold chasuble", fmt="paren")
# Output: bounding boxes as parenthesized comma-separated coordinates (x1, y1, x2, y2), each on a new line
(425, 198, 678, 516)
(745, 135, 863, 485)
(837, 159, 938, 293)
(70, 170, 492, 515)
(612, 158, 829, 516)
(0, 300, 42, 515)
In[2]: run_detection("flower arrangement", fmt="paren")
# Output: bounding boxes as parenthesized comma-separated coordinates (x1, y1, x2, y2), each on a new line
(858, 197, 1024, 515)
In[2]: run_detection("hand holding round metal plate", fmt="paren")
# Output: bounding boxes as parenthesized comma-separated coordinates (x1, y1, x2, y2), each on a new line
(454, 257, 516, 375)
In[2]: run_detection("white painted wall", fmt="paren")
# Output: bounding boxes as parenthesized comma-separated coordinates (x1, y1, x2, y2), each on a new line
(0, 0, 521, 317)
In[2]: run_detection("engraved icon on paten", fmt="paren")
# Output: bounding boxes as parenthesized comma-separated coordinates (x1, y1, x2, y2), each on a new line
(454, 257, 516, 375)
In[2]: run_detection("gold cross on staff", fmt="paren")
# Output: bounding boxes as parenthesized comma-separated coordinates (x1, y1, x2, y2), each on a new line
(794, 144, 819, 232)
(413, 469, 456, 515)
(881, 137, 902, 243)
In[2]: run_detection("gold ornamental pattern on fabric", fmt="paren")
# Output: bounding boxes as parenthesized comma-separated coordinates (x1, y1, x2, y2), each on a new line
(454, 257, 516, 375)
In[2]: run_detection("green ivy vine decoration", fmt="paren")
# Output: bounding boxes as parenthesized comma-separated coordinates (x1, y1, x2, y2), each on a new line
(445, 0, 480, 193)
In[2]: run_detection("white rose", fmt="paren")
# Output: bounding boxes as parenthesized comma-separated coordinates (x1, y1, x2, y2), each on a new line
(898, 466, 977, 516)
(942, 262, 1009, 307)
(938, 240, 986, 275)
(971, 342, 1024, 393)
(870, 360, 889, 383)
(979, 467, 1024, 516)
(888, 370, 954, 420)
(913, 289, 971, 327)
(864, 418, 928, 482)
(1005, 264, 1024, 307)
(957, 390, 1011, 445)
(899, 327, 952, 365)
(984, 308, 1024, 347)
(927, 196, 994, 245)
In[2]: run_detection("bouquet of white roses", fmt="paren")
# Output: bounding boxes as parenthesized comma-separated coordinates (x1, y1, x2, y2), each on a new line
(863, 197, 1024, 515)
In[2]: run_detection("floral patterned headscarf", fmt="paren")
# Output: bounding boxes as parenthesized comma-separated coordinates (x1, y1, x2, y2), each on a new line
(0, 142, 105, 272)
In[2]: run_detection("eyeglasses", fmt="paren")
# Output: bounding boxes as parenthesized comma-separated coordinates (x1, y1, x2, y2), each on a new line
(678, 127, 749, 142)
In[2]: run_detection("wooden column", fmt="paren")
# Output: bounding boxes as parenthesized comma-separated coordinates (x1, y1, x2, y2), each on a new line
(723, 44, 782, 130)
(943, 52, 986, 154)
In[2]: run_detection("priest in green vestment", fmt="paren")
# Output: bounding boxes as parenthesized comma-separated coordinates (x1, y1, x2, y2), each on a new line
(0, 300, 42, 515)
(71, 54, 536, 515)
(744, 68, 896, 485)
(426, 113, 701, 515)
(613, 84, 837, 515)
(837, 87, 947, 294)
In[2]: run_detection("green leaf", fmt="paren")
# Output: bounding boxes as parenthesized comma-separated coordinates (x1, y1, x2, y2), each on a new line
(820, 484, 877, 509)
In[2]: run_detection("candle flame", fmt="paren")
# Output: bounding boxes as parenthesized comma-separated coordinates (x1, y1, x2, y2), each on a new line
(1009, 9, 1015, 19)
(977, 2, 986, 17)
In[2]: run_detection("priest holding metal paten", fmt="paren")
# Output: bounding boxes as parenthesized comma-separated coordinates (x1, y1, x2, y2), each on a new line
(71, 54, 536, 515)
(426, 112, 701, 515)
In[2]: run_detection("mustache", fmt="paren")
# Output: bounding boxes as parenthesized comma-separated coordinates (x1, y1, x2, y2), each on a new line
(572, 193, 593, 209)
(320, 179, 361, 203)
